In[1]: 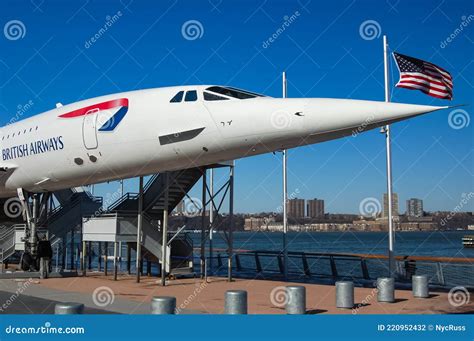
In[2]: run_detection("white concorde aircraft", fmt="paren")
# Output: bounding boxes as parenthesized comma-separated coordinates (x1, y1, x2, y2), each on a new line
(0, 85, 450, 198)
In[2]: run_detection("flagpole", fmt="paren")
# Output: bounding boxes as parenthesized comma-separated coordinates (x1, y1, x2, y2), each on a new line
(383, 35, 395, 278)
(282, 71, 288, 280)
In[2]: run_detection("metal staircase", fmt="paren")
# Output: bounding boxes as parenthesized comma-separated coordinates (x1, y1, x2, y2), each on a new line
(0, 225, 16, 263)
(47, 189, 102, 241)
(96, 168, 203, 270)
(108, 168, 203, 219)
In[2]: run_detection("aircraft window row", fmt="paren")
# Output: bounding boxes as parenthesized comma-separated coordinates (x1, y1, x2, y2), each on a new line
(2, 126, 38, 141)
(203, 92, 229, 101)
(205, 86, 263, 100)
(2, 126, 38, 140)
(169, 87, 264, 103)
(170, 90, 198, 103)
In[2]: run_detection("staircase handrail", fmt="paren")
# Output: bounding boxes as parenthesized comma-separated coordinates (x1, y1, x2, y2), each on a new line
(144, 174, 160, 192)
(107, 192, 139, 211)
(0, 225, 15, 243)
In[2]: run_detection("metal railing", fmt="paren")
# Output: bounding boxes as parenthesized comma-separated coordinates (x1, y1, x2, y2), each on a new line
(107, 192, 138, 211)
(107, 175, 158, 211)
(206, 250, 474, 289)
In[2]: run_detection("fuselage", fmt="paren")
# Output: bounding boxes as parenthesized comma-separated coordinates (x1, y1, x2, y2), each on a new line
(0, 85, 447, 197)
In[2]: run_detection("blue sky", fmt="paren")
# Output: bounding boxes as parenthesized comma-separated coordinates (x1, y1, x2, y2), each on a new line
(0, 0, 473, 214)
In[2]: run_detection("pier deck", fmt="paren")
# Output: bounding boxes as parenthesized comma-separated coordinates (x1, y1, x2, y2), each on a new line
(2, 274, 472, 314)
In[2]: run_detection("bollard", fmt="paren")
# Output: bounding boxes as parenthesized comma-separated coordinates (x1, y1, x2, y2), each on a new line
(54, 302, 84, 314)
(225, 290, 247, 314)
(412, 275, 429, 298)
(285, 286, 306, 314)
(151, 296, 176, 314)
(377, 277, 395, 303)
(336, 281, 354, 309)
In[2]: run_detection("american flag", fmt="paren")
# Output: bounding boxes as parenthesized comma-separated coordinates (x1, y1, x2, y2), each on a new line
(393, 52, 453, 100)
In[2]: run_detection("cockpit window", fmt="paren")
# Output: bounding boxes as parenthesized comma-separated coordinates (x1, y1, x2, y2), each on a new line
(170, 91, 184, 103)
(185, 90, 198, 102)
(206, 86, 263, 99)
(204, 92, 229, 101)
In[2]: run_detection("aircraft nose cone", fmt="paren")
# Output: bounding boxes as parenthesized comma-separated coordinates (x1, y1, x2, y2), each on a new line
(303, 99, 449, 136)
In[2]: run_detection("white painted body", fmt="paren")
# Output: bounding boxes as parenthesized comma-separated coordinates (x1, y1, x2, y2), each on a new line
(0, 85, 447, 197)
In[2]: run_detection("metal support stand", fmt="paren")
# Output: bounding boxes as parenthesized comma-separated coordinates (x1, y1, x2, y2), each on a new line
(200, 169, 207, 279)
(228, 164, 234, 282)
(161, 173, 170, 286)
(98, 242, 102, 272)
(209, 169, 214, 276)
(282, 71, 288, 279)
(136, 176, 144, 283)
(70, 227, 75, 270)
(62, 238, 66, 270)
(82, 241, 86, 277)
(127, 243, 131, 274)
(55, 243, 59, 272)
(113, 242, 118, 281)
(118, 241, 122, 272)
(87, 241, 92, 270)
(104, 242, 108, 276)
(80, 247, 83, 272)
(197, 163, 235, 280)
